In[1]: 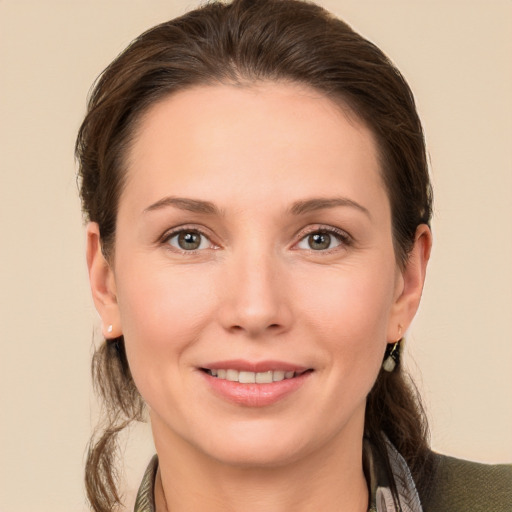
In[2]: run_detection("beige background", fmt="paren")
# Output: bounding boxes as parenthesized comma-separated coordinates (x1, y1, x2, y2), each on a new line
(1, 1, 511, 511)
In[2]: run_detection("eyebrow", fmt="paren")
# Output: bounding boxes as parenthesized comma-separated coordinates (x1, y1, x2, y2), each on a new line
(143, 196, 220, 215)
(289, 197, 371, 218)
(143, 195, 370, 218)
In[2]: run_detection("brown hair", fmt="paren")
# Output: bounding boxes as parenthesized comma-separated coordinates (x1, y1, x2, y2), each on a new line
(76, 0, 433, 510)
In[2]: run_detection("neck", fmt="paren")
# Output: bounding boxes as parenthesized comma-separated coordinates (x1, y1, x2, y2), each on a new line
(153, 419, 368, 512)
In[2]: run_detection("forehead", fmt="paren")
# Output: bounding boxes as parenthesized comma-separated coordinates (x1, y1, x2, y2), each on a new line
(122, 82, 387, 215)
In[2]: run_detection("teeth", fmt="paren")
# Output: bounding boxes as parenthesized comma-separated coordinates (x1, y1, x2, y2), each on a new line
(273, 370, 285, 382)
(226, 369, 238, 382)
(208, 369, 297, 383)
(239, 371, 256, 384)
(255, 371, 273, 384)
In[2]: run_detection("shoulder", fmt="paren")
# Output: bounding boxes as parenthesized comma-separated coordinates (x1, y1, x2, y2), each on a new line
(420, 452, 512, 512)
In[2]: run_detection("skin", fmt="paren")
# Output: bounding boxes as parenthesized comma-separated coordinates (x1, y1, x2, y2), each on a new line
(87, 82, 431, 512)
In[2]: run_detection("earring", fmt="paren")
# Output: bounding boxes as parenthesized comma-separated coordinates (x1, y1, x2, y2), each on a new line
(383, 326, 402, 372)
(107, 324, 113, 334)
(382, 341, 401, 372)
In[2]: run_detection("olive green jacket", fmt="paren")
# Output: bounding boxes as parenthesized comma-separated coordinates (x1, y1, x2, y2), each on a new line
(420, 452, 512, 512)
(134, 445, 512, 512)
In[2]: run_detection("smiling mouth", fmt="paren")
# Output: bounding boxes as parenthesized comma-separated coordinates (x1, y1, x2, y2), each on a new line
(201, 368, 311, 384)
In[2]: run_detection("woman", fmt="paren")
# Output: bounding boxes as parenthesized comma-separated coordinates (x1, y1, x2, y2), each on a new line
(77, 0, 511, 511)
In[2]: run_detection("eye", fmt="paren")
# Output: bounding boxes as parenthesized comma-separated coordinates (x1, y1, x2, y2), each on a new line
(166, 230, 212, 251)
(296, 229, 349, 251)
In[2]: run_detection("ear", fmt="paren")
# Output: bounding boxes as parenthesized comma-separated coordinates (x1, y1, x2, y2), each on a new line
(387, 224, 432, 341)
(86, 222, 122, 338)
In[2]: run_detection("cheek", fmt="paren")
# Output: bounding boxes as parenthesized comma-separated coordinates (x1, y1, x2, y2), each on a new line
(296, 258, 397, 375)
(114, 259, 216, 373)
(113, 259, 224, 421)
(300, 261, 396, 334)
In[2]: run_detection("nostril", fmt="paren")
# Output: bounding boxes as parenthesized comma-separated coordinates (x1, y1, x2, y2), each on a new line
(228, 323, 282, 334)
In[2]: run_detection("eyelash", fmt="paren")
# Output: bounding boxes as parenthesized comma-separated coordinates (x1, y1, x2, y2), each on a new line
(293, 225, 353, 253)
(160, 226, 218, 254)
(159, 224, 353, 254)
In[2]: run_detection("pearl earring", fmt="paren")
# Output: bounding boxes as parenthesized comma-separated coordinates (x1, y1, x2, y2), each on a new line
(383, 325, 402, 372)
(382, 341, 400, 372)
(107, 325, 113, 334)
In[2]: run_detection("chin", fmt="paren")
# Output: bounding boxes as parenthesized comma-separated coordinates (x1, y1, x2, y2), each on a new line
(207, 438, 308, 469)
(191, 417, 331, 469)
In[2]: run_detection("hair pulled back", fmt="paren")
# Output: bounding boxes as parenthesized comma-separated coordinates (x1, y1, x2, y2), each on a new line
(76, 1, 433, 510)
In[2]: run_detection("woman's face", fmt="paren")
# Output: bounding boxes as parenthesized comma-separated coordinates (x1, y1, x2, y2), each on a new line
(88, 82, 429, 467)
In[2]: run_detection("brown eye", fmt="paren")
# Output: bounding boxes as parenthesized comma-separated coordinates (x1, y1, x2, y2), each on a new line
(167, 230, 209, 251)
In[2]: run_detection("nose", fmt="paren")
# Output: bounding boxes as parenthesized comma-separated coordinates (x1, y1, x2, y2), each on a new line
(217, 247, 293, 338)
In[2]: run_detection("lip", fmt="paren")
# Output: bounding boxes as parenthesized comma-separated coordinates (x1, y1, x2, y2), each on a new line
(198, 360, 312, 407)
(202, 359, 309, 373)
